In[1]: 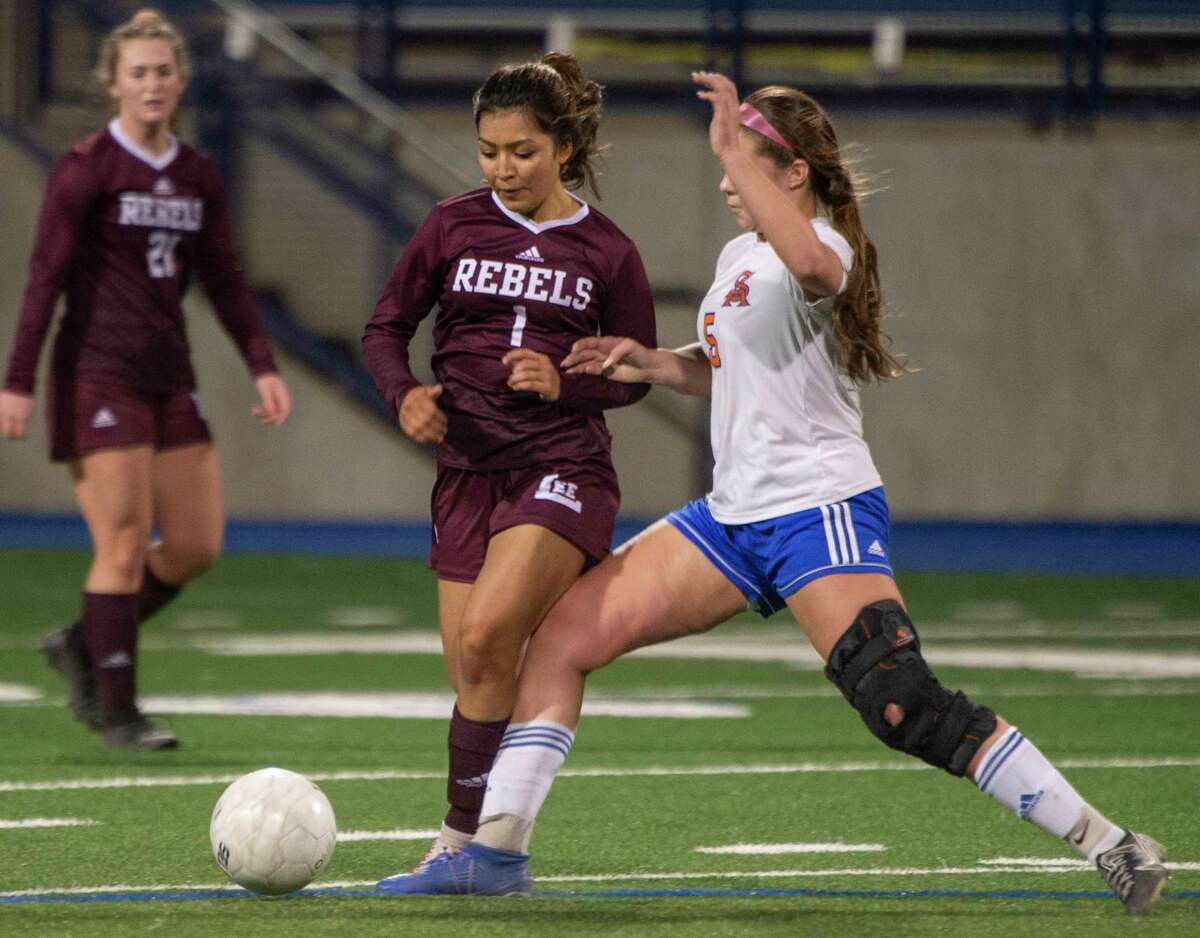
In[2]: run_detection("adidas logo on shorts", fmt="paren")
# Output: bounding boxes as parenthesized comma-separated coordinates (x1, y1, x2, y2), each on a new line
(91, 407, 118, 429)
(515, 245, 544, 262)
(867, 539, 886, 558)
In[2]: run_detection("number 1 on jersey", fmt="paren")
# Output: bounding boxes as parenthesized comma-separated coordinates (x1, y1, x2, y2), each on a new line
(510, 305, 527, 347)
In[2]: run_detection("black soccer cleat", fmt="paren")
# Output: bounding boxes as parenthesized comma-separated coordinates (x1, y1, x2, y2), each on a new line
(102, 709, 179, 750)
(43, 624, 103, 730)
(1096, 830, 1168, 915)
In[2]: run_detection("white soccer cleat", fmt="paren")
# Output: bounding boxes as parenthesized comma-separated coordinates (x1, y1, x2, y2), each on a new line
(1096, 830, 1169, 915)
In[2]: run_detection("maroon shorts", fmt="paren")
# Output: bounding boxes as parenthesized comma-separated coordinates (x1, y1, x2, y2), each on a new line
(48, 375, 212, 462)
(429, 454, 621, 583)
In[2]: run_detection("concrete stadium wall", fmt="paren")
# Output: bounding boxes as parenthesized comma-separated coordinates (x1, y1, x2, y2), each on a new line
(2, 112, 1197, 521)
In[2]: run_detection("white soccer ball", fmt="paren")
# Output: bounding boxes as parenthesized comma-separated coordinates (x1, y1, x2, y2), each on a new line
(210, 767, 337, 895)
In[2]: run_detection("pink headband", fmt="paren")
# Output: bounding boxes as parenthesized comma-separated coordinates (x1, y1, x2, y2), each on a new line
(738, 102, 795, 154)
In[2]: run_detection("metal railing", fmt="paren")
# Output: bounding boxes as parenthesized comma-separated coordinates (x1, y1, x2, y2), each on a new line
(206, 0, 479, 190)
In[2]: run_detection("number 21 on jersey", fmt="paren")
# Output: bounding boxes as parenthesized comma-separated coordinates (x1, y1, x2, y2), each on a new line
(703, 311, 722, 368)
(147, 230, 180, 279)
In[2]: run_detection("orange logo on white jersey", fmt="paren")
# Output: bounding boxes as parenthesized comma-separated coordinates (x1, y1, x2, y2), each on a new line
(722, 270, 754, 307)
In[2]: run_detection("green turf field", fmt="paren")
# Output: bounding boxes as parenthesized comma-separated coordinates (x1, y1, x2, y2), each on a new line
(1, 550, 1197, 936)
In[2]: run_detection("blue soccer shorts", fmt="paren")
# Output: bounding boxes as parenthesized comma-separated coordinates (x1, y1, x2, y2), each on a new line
(667, 486, 895, 617)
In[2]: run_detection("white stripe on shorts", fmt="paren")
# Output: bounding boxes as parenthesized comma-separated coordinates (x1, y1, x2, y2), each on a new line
(819, 504, 839, 564)
(831, 502, 851, 564)
(840, 501, 861, 563)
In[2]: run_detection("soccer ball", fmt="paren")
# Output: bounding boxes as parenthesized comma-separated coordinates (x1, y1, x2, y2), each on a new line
(210, 767, 337, 895)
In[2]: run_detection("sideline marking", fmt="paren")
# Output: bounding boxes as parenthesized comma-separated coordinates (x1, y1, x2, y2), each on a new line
(2, 756, 1197, 794)
(0, 817, 98, 829)
(695, 843, 885, 855)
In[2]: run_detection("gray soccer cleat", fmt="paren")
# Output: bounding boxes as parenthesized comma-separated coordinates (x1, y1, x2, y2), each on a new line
(1096, 830, 1169, 915)
(102, 710, 179, 750)
(42, 624, 102, 730)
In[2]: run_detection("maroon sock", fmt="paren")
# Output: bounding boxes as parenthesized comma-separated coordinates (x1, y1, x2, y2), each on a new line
(444, 704, 508, 835)
(82, 592, 139, 718)
(138, 566, 181, 623)
(66, 567, 181, 637)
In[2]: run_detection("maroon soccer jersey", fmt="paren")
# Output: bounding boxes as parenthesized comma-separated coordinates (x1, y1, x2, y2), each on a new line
(4, 120, 276, 396)
(363, 188, 657, 468)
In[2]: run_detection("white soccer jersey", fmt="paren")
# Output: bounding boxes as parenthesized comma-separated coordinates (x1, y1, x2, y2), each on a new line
(700, 218, 883, 524)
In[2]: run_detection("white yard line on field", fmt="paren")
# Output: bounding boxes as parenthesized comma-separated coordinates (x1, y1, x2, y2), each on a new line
(136, 692, 750, 721)
(0, 817, 98, 829)
(695, 843, 886, 855)
(329, 607, 405, 628)
(337, 829, 439, 842)
(2, 756, 1197, 794)
(982, 857, 1200, 871)
(183, 629, 1200, 679)
(0, 683, 41, 703)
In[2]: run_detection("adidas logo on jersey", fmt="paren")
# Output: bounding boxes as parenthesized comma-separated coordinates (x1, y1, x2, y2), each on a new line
(98, 650, 133, 669)
(515, 245, 544, 262)
(91, 407, 118, 429)
(153, 176, 175, 196)
(867, 539, 886, 558)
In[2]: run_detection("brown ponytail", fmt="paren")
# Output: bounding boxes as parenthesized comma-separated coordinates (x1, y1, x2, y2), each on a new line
(473, 52, 606, 196)
(746, 86, 905, 384)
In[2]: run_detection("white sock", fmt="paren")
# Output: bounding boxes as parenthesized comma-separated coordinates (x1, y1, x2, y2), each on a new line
(437, 822, 472, 851)
(473, 721, 574, 853)
(973, 726, 1122, 859)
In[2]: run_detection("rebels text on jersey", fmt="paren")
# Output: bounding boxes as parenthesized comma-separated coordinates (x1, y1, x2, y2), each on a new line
(4, 120, 276, 395)
(364, 188, 656, 469)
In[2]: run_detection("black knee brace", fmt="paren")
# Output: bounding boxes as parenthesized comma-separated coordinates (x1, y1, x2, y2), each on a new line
(824, 600, 997, 776)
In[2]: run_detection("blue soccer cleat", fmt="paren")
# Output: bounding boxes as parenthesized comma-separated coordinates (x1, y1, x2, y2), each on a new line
(376, 842, 531, 896)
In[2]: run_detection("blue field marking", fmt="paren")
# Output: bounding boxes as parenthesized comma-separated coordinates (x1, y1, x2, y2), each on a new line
(2, 513, 1199, 575)
(4, 886, 1198, 905)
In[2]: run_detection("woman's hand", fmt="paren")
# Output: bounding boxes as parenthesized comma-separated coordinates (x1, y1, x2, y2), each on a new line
(562, 336, 657, 384)
(252, 373, 292, 426)
(503, 348, 561, 401)
(0, 390, 34, 440)
(692, 70, 742, 161)
(399, 383, 447, 443)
